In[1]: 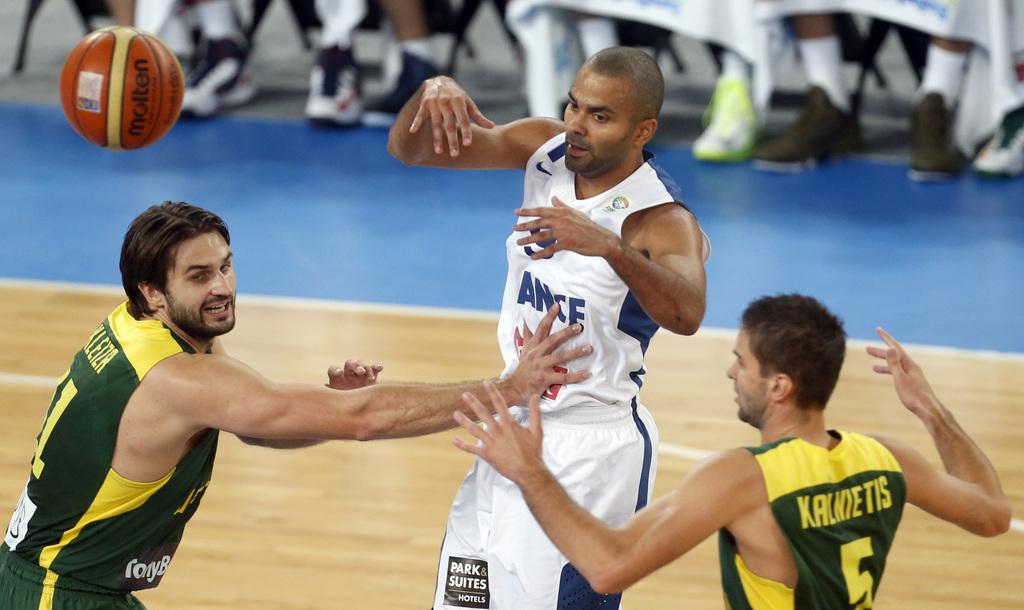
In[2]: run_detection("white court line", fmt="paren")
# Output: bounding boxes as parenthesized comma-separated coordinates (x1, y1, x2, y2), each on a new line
(0, 371, 60, 389)
(1, 371, 1021, 535)
(3, 277, 1023, 361)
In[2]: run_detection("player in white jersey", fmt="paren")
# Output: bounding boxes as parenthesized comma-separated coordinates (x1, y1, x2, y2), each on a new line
(388, 47, 709, 609)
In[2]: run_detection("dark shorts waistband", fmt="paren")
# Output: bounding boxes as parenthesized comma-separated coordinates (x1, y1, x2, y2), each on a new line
(1, 546, 121, 596)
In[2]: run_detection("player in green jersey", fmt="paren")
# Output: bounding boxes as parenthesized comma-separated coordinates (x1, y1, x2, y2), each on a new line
(451, 294, 1012, 609)
(0, 202, 591, 610)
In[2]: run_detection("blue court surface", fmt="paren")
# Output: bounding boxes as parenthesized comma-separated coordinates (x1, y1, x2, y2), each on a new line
(2, 102, 1023, 353)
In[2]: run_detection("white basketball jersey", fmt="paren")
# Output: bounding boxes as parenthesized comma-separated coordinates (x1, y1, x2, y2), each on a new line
(498, 132, 691, 412)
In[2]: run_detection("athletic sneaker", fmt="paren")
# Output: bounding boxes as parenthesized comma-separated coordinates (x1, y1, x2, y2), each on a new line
(693, 76, 758, 162)
(180, 38, 257, 118)
(974, 105, 1024, 178)
(305, 45, 363, 128)
(753, 86, 861, 172)
(362, 52, 440, 127)
(909, 92, 965, 181)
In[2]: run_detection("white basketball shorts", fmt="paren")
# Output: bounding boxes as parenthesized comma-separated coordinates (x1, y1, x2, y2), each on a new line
(432, 401, 658, 610)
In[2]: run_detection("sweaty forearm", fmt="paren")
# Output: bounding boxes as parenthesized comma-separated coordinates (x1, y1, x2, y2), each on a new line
(356, 378, 520, 439)
(604, 243, 705, 335)
(920, 396, 1006, 500)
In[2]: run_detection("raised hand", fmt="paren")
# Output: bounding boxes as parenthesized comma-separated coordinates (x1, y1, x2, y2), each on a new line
(326, 360, 384, 391)
(866, 327, 939, 418)
(504, 303, 592, 405)
(453, 383, 547, 485)
(514, 197, 622, 259)
(410, 76, 495, 157)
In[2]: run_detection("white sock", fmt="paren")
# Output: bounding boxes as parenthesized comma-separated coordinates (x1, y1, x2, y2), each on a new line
(400, 38, 433, 63)
(158, 7, 192, 56)
(720, 48, 750, 81)
(577, 17, 618, 59)
(799, 35, 849, 112)
(315, 0, 367, 48)
(917, 44, 968, 106)
(193, 0, 240, 42)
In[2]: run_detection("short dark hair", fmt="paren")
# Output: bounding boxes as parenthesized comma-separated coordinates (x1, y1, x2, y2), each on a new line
(741, 294, 847, 410)
(583, 46, 664, 122)
(120, 202, 230, 317)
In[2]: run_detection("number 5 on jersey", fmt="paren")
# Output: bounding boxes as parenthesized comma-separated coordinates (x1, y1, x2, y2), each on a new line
(841, 536, 875, 609)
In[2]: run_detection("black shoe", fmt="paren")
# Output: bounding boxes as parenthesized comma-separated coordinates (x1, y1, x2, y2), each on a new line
(305, 45, 363, 128)
(181, 38, 257, 118)
(362, 52, 440, 127)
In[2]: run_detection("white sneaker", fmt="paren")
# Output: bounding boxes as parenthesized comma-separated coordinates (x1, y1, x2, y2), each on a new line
(974, 107, 1024, 178)
(693, 76, 758, 163)
(181, 38, 257, 118)
(305, 46, 363, 128)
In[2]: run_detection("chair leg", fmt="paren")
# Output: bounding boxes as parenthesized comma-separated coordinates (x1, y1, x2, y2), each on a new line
(446, 0, 484, 74)
(286, 0, 318, 50)
(13, 0, 46, 74)
(849, 18, 892, 116)
(894, 24, 929, 83)
(246, 0, 274, 45)
(71, 0, 104, 34)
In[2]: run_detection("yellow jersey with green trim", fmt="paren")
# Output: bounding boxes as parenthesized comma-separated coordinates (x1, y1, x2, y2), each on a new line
(720, 431, 906, 610)
(2, 302, 219, 592)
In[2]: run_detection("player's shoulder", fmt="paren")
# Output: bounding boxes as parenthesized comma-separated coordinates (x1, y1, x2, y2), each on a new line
(140, 351, 220, 395)
(693, 447, 762, 481)
(863, 432, 917, 468)
(498, 118, 563, 165)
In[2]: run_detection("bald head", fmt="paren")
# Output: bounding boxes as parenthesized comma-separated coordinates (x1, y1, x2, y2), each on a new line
(582, 47, 664, 122)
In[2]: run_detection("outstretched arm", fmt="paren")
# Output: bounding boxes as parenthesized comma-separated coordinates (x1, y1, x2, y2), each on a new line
(236, 359, 383, 449)
(867, 327, 1011, 536)
(452, 385, 761, 594)
(158, 304, 591, 442)
(387, 76, 562, 169)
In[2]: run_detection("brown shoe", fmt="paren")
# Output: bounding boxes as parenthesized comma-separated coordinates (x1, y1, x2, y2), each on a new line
(909, 93, 965, 181)
(754, 86, 862, 172)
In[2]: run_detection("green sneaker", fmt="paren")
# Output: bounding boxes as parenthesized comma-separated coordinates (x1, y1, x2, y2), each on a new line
(753, 87, 862, 172)
(974, 105, 1024, 178)
(693, 76, 758, 163)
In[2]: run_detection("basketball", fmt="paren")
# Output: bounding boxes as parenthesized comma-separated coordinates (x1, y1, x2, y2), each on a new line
(59, 27, 184, 150)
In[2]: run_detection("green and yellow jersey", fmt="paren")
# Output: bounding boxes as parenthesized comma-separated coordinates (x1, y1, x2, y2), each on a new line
(2, 302, 218, 593)
(720, 431, 906, 609)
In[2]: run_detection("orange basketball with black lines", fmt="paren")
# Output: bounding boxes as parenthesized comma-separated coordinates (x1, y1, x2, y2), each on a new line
(60, 27, 184, 150)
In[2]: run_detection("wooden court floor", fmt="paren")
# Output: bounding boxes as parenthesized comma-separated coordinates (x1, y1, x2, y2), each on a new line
(1, 284, 1021, 609)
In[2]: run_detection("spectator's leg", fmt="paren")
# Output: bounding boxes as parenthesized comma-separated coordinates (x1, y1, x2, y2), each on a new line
(136, 0, 192, 59)
(306, 0, 367, 127)
(793, 13, 850, 112)
(180, 0, 257, 118)
(576, 15, 618, 59)
(909, 37, 972, 180)
(693, 48, 758, 163)
(104, 0, 135, 26)
(974, 104, 1024, 177)
(362, 0, 441, 126)
(753, 13, 861, 172)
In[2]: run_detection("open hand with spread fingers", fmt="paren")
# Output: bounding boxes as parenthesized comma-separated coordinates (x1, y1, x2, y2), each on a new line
(866, 327, 941, 418)
(452, 383, 548, 486)
(409, 76, 495, 158)
(502, 302, 592, 405)
(514, 196, 623, 260)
